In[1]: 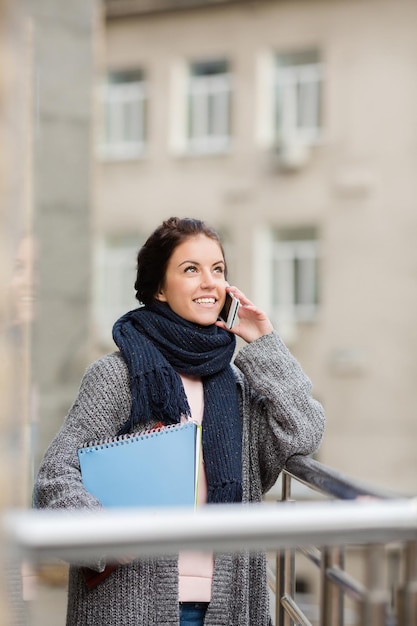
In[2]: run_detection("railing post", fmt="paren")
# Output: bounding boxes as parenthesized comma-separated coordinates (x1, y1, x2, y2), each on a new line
(386, 542, 401, 622)
(360, 544, 390, 626)
(320, 546, 344, 626)
(334, 547, 345, 625)
(397, 541, 417, 626)
(276, 473, 295, 626)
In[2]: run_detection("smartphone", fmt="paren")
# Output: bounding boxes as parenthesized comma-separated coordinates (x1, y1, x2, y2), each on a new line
(219, 292, 240, 329)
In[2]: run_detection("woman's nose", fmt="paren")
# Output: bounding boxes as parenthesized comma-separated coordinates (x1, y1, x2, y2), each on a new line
(200, 269, 215, 288)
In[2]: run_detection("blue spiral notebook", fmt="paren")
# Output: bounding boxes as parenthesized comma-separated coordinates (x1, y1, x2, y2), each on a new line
(78, 421, 202, 509)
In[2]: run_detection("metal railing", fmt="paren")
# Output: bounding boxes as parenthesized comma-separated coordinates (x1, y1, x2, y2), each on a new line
(272, 455, 417, 626)
(3, 457, 417, 626)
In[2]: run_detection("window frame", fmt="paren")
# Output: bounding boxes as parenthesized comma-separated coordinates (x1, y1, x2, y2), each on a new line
(99, 71, 147, 161)
(186, 60, 232, 155)
(274, 52, 323, 145)
(271, 237, 320, 326)
(93, 236, 140, 345)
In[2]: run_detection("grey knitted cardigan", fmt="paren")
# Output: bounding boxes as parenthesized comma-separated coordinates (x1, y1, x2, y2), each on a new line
(34, 331, 325, 626)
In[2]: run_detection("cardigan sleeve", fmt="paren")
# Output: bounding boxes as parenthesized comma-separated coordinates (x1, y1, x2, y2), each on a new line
(234, 331, 326, 494)
(33, 352, 132, 513)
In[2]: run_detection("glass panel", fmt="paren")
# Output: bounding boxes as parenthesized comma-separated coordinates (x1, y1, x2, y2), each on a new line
(276, 50, 320, 68)
(191, 60, 228, 76)
(108, 69, 143, 84)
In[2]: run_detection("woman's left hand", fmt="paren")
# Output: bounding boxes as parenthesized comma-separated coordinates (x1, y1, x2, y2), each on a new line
(216, 286, 274, 343)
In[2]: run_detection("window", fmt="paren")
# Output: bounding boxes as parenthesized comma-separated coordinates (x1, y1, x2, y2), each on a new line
(187, 60, 231, 154)
(93, 235, 141, 345)
(272, 227, 320, 328)
(275, 50, 322, 144)
(99, 69, 147, 160)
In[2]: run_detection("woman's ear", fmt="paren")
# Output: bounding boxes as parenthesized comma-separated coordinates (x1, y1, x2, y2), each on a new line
(155, 289, 166, 302)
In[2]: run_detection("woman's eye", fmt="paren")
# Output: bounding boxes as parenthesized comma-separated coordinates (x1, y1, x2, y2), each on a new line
(184, 265, 197, 273)
(214, 265, 225, 274)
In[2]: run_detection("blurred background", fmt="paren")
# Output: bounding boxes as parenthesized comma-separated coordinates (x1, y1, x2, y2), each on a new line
(1, 0, 416, 623)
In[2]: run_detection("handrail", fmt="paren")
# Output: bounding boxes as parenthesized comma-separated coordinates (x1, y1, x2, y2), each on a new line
(4, 498, 417, 563)
(284, 454, 403, 501)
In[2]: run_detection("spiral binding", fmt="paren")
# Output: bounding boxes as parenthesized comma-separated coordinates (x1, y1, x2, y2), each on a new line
(79, 421, 194, 452)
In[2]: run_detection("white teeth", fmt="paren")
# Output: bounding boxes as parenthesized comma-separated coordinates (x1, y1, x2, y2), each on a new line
(195, 298, 215, 304)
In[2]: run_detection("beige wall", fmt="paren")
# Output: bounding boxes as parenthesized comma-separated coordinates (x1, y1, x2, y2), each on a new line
(97, 0, 417, 494)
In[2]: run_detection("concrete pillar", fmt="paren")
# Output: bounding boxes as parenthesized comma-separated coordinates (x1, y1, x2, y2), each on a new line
(28, 1, 96, 467)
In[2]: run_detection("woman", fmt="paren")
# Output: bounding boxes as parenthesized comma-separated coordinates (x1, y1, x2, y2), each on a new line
(34, 217, 325, 626)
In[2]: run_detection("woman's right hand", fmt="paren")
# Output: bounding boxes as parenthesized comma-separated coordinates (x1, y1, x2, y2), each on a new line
(216, 286, 274, 343)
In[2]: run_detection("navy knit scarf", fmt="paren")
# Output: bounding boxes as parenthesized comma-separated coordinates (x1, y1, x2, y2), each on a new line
(112, 301, 242, 504)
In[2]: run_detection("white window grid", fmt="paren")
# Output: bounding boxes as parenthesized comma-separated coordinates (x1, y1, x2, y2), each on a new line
(275, 63, 322, 144)
(94, 237, 140, 345)
(272, 239, 319, 325)
(99, 81, 147, 160)
(187, 72, 231, 154)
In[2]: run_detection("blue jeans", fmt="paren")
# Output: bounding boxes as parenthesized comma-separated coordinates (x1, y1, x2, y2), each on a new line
(179, 602, 208, 626)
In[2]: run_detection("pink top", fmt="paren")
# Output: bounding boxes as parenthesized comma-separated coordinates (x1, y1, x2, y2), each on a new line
(178, 374, 214, 602)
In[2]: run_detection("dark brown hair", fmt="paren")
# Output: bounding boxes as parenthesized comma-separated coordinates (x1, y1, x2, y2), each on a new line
(135, 217, 226, 306)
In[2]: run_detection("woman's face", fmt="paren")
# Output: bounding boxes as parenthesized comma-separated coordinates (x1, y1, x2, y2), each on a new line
(156, 234, 227, 326)
(10, 235, 38, 325)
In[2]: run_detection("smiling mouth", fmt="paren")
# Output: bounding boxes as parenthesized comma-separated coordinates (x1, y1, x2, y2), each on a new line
(194, 298, 217, 304)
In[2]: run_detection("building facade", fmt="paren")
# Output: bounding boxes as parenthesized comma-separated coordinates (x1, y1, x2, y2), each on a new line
(94, 0, 417, 494)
